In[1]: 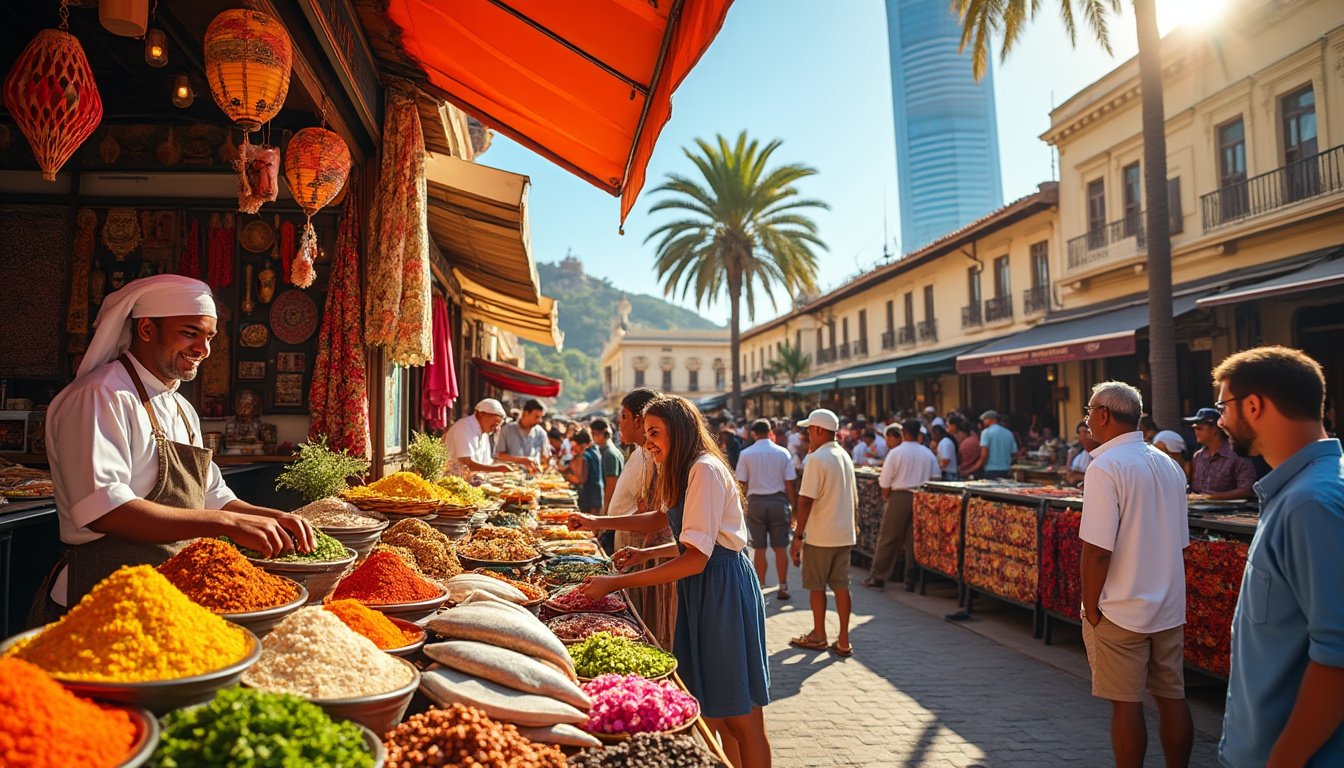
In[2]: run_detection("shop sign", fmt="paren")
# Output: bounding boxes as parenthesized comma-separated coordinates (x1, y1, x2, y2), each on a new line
(297, 0, 381, 142)
(957, 333, 1136, 374)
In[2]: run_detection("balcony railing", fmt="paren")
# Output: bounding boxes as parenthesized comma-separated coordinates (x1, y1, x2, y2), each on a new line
(817, 347, 837, 365)
(1201, 144, 1344, 230)
(961, 304, 982, 328)
(854, 338, 869, 357)
(1023, 285, 1050, 315)
(1067, 211, 1147, 272)
(985, 296, 1014, 323)
(880, 330, 896, 350)
(838, 343, 851, 360)
(917, 319, 937, 343)
(897, 325, 916, 345)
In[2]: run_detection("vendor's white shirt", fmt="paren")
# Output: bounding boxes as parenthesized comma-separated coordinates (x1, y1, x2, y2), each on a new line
(878, 440, 941, 490)
(1070, 449, 1092, 473)
(935, 436, 959, 474)
(797, 441, 857, 548)
(736, 439, 796, 496)
(851, 441, 874, 466)
(678, 455, 750, 556)
(46, 354, 238, 604)
(1079, 431, 1189, 633)
(445, 414, 493, 472)
(608, 446, 651, 517)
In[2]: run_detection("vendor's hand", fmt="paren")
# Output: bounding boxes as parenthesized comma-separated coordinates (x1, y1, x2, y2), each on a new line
(579, 575, 616, 600)
(567, 512, 598, 531)
(612, 546, 649, 571)
(249, 507, 316, 553)
(226, 514, 296, 559)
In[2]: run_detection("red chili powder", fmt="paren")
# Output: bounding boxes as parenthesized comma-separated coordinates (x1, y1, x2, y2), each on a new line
(331, 550, 441, 605)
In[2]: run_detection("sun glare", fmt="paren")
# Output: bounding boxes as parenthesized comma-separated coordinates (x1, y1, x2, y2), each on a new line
(1158, 0, 1229, 34)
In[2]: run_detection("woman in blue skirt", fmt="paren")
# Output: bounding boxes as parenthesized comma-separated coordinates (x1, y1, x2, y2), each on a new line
(572, 394, 771, 767)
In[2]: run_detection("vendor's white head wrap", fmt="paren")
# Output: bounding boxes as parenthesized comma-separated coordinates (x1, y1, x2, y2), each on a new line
(77, 275, 217, 378)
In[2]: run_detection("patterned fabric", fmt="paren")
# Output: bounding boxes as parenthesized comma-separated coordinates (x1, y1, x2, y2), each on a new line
(308, 178, 371, 459)
(421, 294, 459, 430)
(66, 208, 96, 348)
(365, 82, 432, 366)
(1183, 538, 1247, 677)
(913, 490, 962, 577)
(1041, 508, 1082, 619)
(856, 475, 884, 556)
(963, 496, 1040, 605)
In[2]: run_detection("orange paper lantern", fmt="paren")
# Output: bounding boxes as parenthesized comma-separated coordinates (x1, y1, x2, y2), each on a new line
(284, 127, 351, 287)
(203, 9, 291, 132)
(3, 29, 103, 182)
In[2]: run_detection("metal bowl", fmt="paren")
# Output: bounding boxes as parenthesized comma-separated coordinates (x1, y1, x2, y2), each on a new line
(590, 714, 698, 744)
(362, 724, 388, 768)
(456, 554, 542, 572)
(383, 617, 427, 658)
(309, 657, 420, 735)
(117, 704, 160, 768)
(426, 516, 473, 541)
(321, 519, 390, 561)
(1, 624, 262, 715)
(247, 547, 358, 604)
(219, 578, 308, 638)
(366, 587, 450, 624)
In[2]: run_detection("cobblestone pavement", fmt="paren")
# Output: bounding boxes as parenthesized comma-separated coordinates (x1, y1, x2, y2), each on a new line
(759, 566, 1223, 768)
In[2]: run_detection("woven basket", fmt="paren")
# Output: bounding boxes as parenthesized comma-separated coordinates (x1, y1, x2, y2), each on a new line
(340, 494, 446, 517)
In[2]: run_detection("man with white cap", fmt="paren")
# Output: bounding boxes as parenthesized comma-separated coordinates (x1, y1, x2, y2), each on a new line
(444, 398, 513, 475)
(40, 275, 314, 620)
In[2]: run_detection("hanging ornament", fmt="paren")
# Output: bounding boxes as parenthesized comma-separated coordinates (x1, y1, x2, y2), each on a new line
(2, 2, 104, 182)
(283, 125, 350, 288)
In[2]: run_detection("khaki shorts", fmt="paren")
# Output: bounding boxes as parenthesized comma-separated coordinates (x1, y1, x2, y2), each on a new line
(801, 544, 851, 592)
(1082, 615, 1185, 702)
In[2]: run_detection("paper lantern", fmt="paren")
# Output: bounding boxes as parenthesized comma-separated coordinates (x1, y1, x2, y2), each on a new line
(203, 9, 292, 132)
(283, 127, 351, 287)
(3, 29, 103, 182)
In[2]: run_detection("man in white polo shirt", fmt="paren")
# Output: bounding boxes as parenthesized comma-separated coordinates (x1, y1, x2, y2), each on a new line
(865, 420, 940, 592)
(444, 398, 513, 476)
(737, 419, 798, 600)
(1080, 381, 1193, 767)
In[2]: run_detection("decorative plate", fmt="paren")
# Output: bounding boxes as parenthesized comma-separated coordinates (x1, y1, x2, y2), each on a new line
(270, 290, 318, 345)
(240, 324, 269, 348)
(240, 219, 274, 253)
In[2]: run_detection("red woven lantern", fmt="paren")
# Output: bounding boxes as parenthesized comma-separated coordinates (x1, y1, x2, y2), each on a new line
(3, 29, 103, 181)
(283, 127, 350, 287)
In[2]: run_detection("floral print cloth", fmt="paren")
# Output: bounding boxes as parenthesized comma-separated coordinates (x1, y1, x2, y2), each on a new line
(1183, 538, 1247, 677)
(308, 180, 371, 459)
(963, 496, 1040, 605)
(856, 475, 884, 557)
(913, 490, 963, 578)
(1041, 507, 1082, 619)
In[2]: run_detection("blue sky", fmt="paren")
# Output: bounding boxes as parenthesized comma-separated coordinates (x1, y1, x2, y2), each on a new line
(481, 0, 1202, 326)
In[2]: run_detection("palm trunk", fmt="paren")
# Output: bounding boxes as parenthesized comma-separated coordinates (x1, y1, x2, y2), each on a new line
(728, 275, 743, 416)
(1134, 0, 1179, 428)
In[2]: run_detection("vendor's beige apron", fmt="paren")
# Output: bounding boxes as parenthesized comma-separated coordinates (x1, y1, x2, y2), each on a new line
(29, 356, 210, 625)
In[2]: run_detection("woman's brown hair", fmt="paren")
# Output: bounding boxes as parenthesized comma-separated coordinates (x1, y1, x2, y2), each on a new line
(642, 395, 731, 509)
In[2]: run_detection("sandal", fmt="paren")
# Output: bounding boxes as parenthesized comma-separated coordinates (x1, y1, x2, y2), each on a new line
(829, 642, 853, 658)
(788, 634, 827, 650)
(777, 586, 791, 600)
(861, 577, 885, 589)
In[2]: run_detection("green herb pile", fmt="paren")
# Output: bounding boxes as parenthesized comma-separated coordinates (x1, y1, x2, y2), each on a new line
(567, 632, 677, 679)
(407, 430, 450, 483)
(543, 560, 611, 584)
(275, 436, 370, 503)
(227, 528, 349, 563)
(151, 688, 373, 768)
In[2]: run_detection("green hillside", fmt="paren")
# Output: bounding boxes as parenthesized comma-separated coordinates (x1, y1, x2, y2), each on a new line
(522, 257, 723, 408)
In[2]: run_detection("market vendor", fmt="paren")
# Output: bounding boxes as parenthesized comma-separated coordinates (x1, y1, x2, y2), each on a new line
(444, 398, 513, 475)
(1184, 407, 1257, 500)
(494, 398, 549, 473)
(39, 275, 315, 621)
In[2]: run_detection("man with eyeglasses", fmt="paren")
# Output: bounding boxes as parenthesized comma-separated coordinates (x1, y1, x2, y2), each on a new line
(1215, 346, 1344, 768)
(1182, 407, 1256, 501)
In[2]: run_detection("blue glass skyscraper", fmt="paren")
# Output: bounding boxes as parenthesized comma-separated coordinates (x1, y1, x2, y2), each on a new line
(886, 0, 1003, 252)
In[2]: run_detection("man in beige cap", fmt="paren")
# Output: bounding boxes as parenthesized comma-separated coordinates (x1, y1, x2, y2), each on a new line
(445, 398, 513, 475)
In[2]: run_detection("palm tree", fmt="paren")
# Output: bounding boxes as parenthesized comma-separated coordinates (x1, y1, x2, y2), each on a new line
(767, 341, 811, 414)
(956, 0, 1180, 427)
(645, 132, 827, 414)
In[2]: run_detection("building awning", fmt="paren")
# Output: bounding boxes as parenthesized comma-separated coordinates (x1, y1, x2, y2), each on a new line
(956, 293, 1207, 374)
(383, 0, 734, 226)
(471, 357, 562, 398)
(791, 341, 994, 394)
(457, 269, 564, 349)
(694, 392, 730, 411)
(1196, 250, 1344, 307)
(425, 154, 539, 304)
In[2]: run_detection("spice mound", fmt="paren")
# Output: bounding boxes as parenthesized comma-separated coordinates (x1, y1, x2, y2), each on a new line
(6, 565, 250, 682)
(384, 703, 564, 768)
(332, 550, 444, 605)
(568, 633, 677, 679)
(295, 497, 386, 529)
(569, 732, 726, 768)
(325, 599, 419, 650)
(458, 526, 540, 562)
(543, 560, 611, 585)
(230, 528, 350, 563)
(346, 471, 453, 502)
(546, 585, 627, 614)
(0, 658, 138, 768)
(546, 613, 643, 643)
(154, 687, 374, 768)
(381, 518, 464, 581)
(580, 674, 699, 735)
(242, 607, 414, 699)
(158, 538, 300, 613)
(437, 475, 488, 506)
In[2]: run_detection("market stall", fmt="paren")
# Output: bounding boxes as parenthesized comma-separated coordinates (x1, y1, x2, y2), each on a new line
(853, 467, 884, 562)
(911, 483, 967, 599)
(960, 488, 1050, 638)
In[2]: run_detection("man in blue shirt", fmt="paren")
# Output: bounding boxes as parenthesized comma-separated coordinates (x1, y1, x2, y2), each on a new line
(978, 410, 1018, 479)
(1215, 346, 1344, 767)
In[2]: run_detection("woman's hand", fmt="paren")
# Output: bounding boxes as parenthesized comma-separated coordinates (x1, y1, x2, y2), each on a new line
(612, 546, 650, 571)
(579, 574, 617, 600)
(567, 512, 599, 531)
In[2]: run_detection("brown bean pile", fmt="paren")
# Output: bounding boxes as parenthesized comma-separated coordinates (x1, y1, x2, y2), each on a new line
(383, 704, 564, 768)
(568, 732, 726, 767)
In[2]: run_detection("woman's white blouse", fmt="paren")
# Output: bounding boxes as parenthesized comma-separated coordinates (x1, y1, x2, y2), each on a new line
(677, 455, 750, 556)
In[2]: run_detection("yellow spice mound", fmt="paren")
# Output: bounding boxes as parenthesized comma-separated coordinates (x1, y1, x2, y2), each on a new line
(6, 565, 250, 682)
(345, 471, 451, 502)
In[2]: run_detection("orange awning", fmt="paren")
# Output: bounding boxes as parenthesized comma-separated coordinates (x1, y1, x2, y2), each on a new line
(384, 0, 734, 226)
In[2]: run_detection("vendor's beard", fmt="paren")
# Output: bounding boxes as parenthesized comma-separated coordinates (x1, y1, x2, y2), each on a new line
(154, 348, 199, 382)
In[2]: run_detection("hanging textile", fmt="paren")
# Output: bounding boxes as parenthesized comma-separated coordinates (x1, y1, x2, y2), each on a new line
(65, 208, 96, 350)
(421, 294, 458, 430)
(365, 81, 431, 366)
(177, 217, 201, 279)
(280, 220, 295, 285)
(309, 174, 370, 459)
(207, 213, 234, 289)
